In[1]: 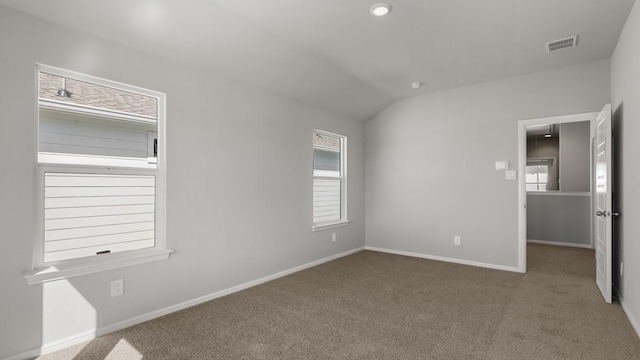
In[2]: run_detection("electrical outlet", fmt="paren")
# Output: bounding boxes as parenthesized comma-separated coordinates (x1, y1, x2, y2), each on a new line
(454, 236, 461, 246)
(111, 278, 124, 297)
(332, 233, 337, 242)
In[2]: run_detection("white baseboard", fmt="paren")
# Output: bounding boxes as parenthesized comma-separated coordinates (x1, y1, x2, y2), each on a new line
(364, 246, 520, 273)
(4, 247, 364, 360)
(621, 300, 640, 339)
(2, 329, 97, 360)
(527, 239, 593, 249)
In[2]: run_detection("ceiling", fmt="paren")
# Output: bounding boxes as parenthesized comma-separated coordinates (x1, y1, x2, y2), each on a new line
(526, 124, 560, 138)
(0, 0, 636, 122)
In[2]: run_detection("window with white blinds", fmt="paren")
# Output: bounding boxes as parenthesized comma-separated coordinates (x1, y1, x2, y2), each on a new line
(36, 64, 165, 265)
(313, 130, 347, 228)
(44, 173, 156, 262)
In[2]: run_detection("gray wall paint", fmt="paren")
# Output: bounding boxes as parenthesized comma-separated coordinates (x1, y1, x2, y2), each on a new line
(527, 121, 591, 246)
(611, 0, 640, 338)
(0, 7, 365, 358)
(560, 121, 591, 191)
(527, 136, 559, 159)
(526, 194, 591, 246)
(526, 121, 591, 245)
(366, 59, 611, 269)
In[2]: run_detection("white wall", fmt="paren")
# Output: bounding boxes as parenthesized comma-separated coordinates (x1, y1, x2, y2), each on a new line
(0, 6, 365, 358)
(366, 59, 610, 269)
(611, 0, 640, 337)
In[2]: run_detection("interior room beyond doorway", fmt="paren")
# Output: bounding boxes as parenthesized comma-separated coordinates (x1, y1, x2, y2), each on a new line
(525, 120, 593, 249)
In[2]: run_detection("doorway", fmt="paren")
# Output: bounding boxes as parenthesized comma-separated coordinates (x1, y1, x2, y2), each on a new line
(517, 111, 598, 273)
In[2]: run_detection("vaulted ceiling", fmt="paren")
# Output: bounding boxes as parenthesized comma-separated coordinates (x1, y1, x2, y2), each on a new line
(0, 0, 635, 122)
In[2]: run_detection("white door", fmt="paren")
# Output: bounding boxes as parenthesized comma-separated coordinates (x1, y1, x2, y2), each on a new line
(594, 104, 613, 304)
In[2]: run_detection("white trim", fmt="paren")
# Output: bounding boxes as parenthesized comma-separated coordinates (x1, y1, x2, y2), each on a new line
(8, 247, 364, 360)
(24, 249, 173, 285)
(520, 112, 599, 126)
(518, 123, 528, 273)
(621, 301, 640, 339)
(527, 239, 593, 249)
(38, 153, 156, 170)
(364, 246, 521, 273)
(312, 220, 351, 232)
(526, 191, 591, 197)
(2, 329, 98, 360)
(518, 111, 598, 274)
(37, 64, 162, 99)
(31, 64, 168, 276)
(312, 129, 348, 228)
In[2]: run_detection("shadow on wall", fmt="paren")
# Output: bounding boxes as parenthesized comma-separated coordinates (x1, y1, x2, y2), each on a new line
(34, 280, 146, 360)
(41, 280, 97, 354)
(612, 102, 624, 300)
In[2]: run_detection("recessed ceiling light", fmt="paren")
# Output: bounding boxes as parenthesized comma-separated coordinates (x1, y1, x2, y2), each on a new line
(370, 2, 392, 16)
(411, 82, 423, 89)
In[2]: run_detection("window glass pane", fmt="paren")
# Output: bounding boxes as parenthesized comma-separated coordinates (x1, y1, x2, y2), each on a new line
(539, 184, 547, 191)
(39, 73, 157, 118)
(313, 148, 340, 177)
(38, 72, 158, 166)
(526, 184, 538, 191)
(525, 166, 538, 183)
(313, 133, 341, 178)
(313, 130, 345, 225)
(36, 66, 165, 265)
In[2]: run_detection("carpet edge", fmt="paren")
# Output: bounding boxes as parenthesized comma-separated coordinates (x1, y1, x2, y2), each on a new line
(621, 300, 640, 339)
(364, 246, 520, 272)
(3, 247, 365, 360)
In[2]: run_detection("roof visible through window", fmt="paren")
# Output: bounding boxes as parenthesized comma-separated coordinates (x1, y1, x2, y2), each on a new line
(39, 72, 157, 119)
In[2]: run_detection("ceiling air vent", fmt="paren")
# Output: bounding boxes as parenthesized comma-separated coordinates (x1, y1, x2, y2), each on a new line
(546, 35, 578, 53)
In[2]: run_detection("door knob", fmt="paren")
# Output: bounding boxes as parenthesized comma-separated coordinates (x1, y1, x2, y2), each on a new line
(596, 211, 606, 216)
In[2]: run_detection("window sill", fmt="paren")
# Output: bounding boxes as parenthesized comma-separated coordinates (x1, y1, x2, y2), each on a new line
(24, 249, 173, 285)
(312, 220, 351, 232)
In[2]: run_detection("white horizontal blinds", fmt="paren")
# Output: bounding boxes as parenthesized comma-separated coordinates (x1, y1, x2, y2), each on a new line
(313, 132, 343, 224)
(313, 179, 341, 222)
(44, 173, 156, 262)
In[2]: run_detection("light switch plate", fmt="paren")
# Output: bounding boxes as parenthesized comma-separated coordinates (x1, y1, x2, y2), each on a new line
(505, 170, 517, 180)
(495, 161, 508, 170)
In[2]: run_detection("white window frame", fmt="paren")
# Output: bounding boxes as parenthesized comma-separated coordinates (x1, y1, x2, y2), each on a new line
(25, 64, 172, 285)
(526, 157, 556, 192)
(312, 129, 350, 232)
(526, 164, 549, 191)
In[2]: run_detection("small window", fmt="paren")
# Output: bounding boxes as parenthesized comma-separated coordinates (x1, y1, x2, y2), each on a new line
(526, 164, 549, 191)
(36, 65, 166, 265)
(313, 130, 348, 229)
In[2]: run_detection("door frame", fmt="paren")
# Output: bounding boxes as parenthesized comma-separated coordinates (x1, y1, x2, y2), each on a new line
(517, 111, 598, 272)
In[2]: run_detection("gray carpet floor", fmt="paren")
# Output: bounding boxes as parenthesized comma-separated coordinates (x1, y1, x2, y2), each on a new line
(35, 244, 640, 359)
